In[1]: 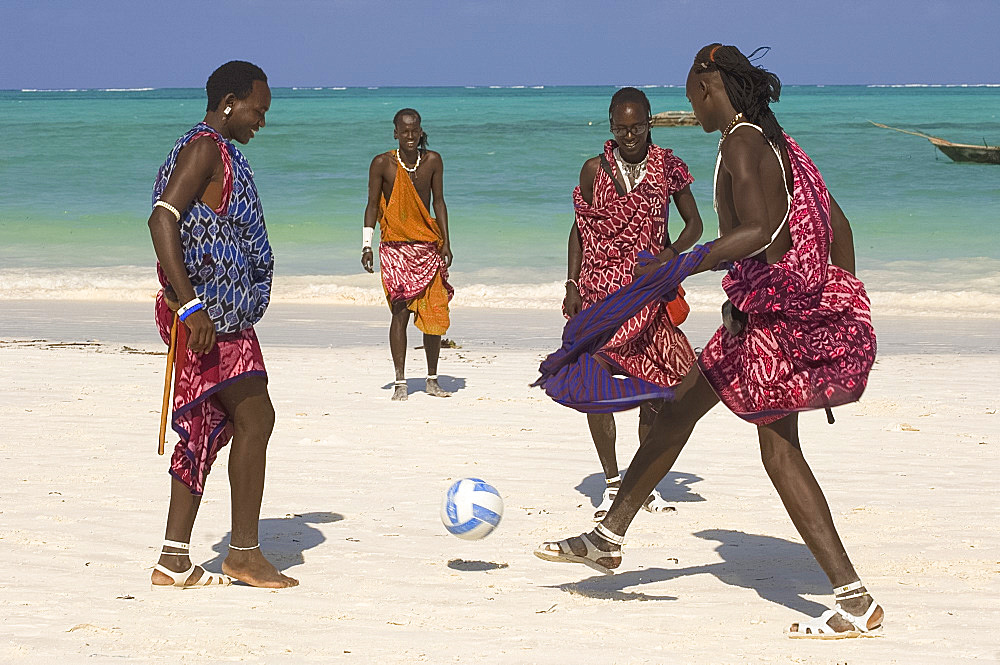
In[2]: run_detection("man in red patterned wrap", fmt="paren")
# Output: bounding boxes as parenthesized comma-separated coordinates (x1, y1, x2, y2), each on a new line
(536, 48, 882, 640)
(563, 87, 705, 521)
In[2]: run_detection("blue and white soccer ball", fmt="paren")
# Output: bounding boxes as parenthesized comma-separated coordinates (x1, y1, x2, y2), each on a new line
(440, 478, 504, 540)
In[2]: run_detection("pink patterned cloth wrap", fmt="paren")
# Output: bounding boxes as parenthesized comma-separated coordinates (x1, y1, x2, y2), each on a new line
(379, 240, 454, 302)
(698, 134, 876, 425)
(156, 293, 266, 495)
(573, 140, 696, 387)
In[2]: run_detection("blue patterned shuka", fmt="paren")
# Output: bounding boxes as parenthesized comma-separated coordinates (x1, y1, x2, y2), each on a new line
(153, 123, 273, 334)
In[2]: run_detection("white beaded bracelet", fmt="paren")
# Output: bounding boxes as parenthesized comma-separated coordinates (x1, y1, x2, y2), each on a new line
(154, 199, 181, 222)
(177, 296, 203, 318)
(363, 226, 374, 250)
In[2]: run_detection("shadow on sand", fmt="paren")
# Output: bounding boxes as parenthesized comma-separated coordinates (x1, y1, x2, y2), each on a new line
(548, 529, 829, 615)
(381, 375, 467, 395)
(447, 559, 510, 572)
(575, 469, 706, 507)
(203, 511, 344, 574)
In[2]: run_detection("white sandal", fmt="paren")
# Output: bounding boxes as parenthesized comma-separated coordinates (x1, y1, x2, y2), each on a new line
(534, 526, 624, 575)
(787, 581, 883, 639)
(593, 475, 620, 522)
(642, 487, 676, 514)
(152, 539, 232, 589)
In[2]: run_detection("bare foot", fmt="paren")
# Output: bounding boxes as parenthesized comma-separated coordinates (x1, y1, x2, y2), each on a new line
(426, 377, 451, 397)
(222, 549, 299, 588)
(392, 382, 408, 401)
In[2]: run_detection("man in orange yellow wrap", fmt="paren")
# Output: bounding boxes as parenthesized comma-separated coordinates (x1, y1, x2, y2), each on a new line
(363, 108, 454, 401)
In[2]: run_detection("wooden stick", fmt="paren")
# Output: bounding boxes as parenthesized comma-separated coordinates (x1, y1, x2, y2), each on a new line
(869, 121, 939, 142)
(158, 314, 179, 456)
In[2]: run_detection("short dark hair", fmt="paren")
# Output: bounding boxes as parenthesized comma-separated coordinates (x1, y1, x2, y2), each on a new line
(692, 44, 785, 148)
(393, 107, 428, 152)
(206, 61, 268, 112)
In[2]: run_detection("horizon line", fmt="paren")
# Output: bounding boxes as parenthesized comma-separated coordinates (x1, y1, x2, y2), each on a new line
(6, 82, 1000, 92)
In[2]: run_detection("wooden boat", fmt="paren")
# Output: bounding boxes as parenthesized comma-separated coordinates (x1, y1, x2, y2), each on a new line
(651, 111, 700, 127)
(871, 121, 1000, 164)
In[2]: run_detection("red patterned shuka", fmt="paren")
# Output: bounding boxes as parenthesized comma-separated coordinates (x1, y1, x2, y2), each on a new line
(572, 140, 696, 388)
(156, 293, 266, 495)
(698, 134, 877, 424)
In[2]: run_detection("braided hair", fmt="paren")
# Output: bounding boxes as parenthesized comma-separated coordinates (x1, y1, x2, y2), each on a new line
(393, 108, 429, 153)
(609, 86, 653, 146)
(692, 44, 785, 148)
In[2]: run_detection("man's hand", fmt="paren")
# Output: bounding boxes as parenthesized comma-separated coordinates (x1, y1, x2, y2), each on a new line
(184, 309, 217, 353)
(633, 261, 660, 278)
(633, 254, 664, 278)
(440, 243, 453, 268)
(563, 284, 582, 318)
(362, 247, 374, 273)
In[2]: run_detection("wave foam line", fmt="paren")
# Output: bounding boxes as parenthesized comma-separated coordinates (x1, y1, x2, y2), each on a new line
(2, 268, 999, 318)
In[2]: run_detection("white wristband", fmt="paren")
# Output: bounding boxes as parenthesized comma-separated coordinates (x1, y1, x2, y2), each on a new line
(177, 296, 203, 318)
(363, 226, 374, 249)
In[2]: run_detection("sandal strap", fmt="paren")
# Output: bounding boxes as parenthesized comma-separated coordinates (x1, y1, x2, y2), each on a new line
(605, 474, 622, 485)
(153, 563, 196, 584)
(162, 539, 190, 550)
(834, 580, 864, 596)
(580, 533, 622, 560)
(835, 601, 881, 633)
(792, 608, 841, 635)
(594, 523, 626, 545)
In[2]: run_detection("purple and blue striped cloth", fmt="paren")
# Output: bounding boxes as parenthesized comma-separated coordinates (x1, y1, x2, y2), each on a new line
(533, 243, 713, 413)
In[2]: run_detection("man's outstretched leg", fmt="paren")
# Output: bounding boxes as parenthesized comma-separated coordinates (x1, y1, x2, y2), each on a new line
(389, 301, 410, 400)
(422, 332, 451, 397)
(637, 400, 674, 514)
(217, 376, 298, 588)
(536, 368, 718, 570)
(758, 415, 882, 636)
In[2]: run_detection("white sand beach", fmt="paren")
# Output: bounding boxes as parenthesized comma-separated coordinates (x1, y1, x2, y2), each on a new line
(1, 303, 998, 664)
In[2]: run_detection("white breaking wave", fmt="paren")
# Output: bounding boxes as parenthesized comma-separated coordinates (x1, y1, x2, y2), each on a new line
(867, 83, 1000, 88)
(2, 265, 999, 318)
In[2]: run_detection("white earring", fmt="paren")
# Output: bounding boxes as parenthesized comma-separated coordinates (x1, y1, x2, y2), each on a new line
(224, 106, 232, 116)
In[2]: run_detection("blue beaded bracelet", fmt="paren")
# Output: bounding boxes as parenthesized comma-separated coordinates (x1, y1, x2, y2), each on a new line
(178, 302, 205, 321)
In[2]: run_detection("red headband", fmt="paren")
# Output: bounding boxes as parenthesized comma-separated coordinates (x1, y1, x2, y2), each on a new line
(709, 45, 720, 62)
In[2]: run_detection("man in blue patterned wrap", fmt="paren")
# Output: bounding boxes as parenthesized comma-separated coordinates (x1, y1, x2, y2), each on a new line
(146, 61, 297, 589)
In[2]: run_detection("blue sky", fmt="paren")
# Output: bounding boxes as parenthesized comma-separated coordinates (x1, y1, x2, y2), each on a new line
(2, 0, 997, 88)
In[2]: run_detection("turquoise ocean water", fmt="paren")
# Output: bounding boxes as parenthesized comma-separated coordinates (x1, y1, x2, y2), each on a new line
(1, 85, 998, 316)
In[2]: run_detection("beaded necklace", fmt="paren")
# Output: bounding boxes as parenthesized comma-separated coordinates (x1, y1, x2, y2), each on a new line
(396, 149, 421, 173)
(614, 148, 648, 192)
(717, 112, 745, 151)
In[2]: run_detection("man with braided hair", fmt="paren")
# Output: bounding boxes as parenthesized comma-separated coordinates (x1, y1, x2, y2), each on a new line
(562, 87, 704, 520)
(535, 45, 882, 639)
